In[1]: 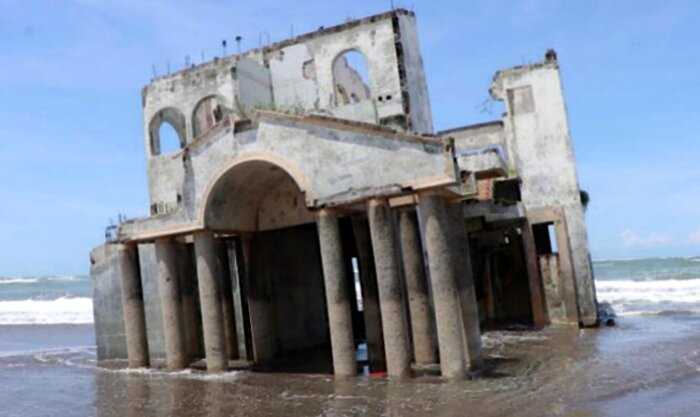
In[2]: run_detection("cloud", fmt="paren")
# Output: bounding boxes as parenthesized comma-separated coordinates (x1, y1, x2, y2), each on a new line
(620, 229, 672, 248)
(689, 229, 700, 245)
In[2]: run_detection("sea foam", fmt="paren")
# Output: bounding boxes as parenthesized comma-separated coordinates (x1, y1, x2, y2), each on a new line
(0, 297, 93, 325)
(596, 278, 700, 316)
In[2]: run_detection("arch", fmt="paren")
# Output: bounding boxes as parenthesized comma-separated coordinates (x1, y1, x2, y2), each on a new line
(200, 153, 313, 232)
(332, 49, 371, 107)
(149, 107, 186, 156)
(192, 95, 231, 139)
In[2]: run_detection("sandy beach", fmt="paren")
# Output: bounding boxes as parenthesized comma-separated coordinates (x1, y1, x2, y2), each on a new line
(1, 314, 699, 417)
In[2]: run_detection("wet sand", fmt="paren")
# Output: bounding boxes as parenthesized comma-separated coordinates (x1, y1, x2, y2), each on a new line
(2, 315, 700, 417)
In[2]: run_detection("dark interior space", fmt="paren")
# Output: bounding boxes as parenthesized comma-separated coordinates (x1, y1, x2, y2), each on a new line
(470, 223, 534, 329)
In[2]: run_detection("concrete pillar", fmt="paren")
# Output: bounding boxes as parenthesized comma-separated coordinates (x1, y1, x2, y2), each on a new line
(553, 218, 581, 324)
(397, 209, 437, 365)
(367, 199, 411, 378)
(350, 217, 386, 373)
(521, 221, 548, 327)
(218, 240, 239, 360)
(447, 202, 483, 370)
(194, 231, 228, 372)
(154, 238, 188, 370)
(418, 194, 466, 379)
(118, 244, 149, 368)
(177, 243, 202, 360)
(317, 209, 357, 377)
(228, 239, 252, 360)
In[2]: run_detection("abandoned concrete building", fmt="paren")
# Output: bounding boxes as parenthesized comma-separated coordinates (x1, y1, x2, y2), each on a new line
(90, 9, 599, 379)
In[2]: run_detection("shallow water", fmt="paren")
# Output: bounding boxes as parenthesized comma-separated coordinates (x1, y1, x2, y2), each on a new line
(2, 316, 700, 417)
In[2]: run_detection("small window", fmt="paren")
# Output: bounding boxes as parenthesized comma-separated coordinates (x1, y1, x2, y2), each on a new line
(332, 50, 370, 106)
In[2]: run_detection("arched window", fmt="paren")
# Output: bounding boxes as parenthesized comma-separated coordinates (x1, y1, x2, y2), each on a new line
(192, 95, 230, 138)
(149, 107, 186, 156)
(158, 123, 181, 154)
(332, 50, 370, 107)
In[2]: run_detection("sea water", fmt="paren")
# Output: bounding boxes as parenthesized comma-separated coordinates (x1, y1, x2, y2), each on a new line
(0, 275, 92, 325)
(1, 258, 700, 416)
(1, 256, 700, 326)
(594, 256, 700, 316)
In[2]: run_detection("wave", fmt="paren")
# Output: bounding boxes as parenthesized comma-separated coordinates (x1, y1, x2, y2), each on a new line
(0, 297, 93, 325)
(0, 276, 86, 285)
(596, 278, 700, 316)
(0, 278, 40, 285)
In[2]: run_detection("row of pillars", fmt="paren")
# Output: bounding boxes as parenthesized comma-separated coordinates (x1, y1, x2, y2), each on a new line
(118, 193, 482, 379)
(319, 194, 482, 379)
(119, 231, 234, 372)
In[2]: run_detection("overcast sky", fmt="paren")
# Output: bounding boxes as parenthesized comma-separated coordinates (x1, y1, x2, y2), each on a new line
(0, 0, 698, 276)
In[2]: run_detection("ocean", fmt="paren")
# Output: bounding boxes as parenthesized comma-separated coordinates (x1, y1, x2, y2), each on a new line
(1, 257, 700, 417)
(2, 256, 700, 327)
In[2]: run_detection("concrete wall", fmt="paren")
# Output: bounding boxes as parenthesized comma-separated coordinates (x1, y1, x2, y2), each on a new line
(235, 57, 274, 116)
(490, 58, 597, 325)
(120, 111, 456, 241)
(90, 244, 127, 360)
(139, 10, 438, 215)
(397, 13, 433, 133)
(252, 224, 330, 354)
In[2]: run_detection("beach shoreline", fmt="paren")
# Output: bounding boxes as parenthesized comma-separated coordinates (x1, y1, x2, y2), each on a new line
(2, 315, 700, 417)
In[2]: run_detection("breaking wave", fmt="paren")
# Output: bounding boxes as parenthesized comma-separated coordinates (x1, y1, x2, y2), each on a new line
(596, 278, 700, 316)
(0, 297, 93, 325)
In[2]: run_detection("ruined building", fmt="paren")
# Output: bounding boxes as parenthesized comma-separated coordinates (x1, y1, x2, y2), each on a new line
(90, 9, 598, 379)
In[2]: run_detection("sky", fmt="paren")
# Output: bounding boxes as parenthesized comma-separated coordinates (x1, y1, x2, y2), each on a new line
(0, 0, 698, 276)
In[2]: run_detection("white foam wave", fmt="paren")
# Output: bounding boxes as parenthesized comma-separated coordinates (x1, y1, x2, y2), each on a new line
(0, 275, 85, 285)
(596, 278, 700, 316)
(0, 297, 93, 325)
(0, 278, 39, 285)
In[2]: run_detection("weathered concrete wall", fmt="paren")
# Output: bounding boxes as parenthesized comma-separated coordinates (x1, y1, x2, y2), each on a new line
(90, 244, 127, 360)
(490, 58, 597, 325)
(139, 10, 442, 217)
(235, 57, 274, 116)
(440, 121, 505, 155)
(397, 13, 433, 134)
(120, 111, 456, 241)
(252, 224, 330, 355)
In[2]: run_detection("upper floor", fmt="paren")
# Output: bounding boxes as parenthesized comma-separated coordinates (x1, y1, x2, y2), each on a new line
(142, 9, 433, 161)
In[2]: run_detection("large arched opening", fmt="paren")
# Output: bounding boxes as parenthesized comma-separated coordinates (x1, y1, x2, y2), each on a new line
(200, 159, 341, 373)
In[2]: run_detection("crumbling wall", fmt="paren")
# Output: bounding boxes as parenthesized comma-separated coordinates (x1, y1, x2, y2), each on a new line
(396, 13, 433, 133)
(490, 56, 597, 325)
